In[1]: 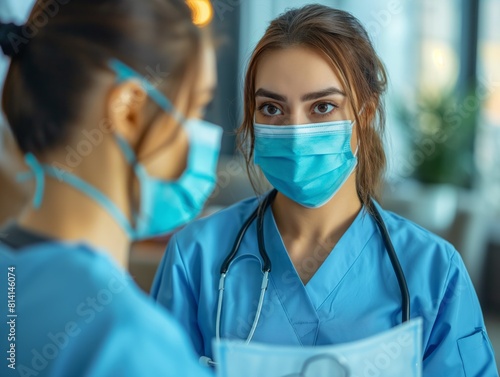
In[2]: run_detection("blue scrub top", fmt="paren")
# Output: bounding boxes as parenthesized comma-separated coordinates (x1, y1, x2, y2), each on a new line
(0, 242, 213, 377)
(152, 196, 498, 377)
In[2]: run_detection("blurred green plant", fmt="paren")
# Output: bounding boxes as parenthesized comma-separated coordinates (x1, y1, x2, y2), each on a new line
(395, 88, 480, 188)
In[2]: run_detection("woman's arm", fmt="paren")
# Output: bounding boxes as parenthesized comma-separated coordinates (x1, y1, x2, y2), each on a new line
(423, 250, 497, 376)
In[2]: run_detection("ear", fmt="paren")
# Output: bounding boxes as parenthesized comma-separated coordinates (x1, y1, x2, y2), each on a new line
(106, 81, 148, 146)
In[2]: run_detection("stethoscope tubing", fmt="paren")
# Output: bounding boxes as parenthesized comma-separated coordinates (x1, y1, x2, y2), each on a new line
(211, 190, 410, 367)
(369, 200, 410, 323)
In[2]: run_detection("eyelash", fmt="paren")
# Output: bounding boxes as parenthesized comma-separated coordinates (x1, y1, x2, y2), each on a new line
(257, 102, 338, 118)
(314, 103, 338, 118)
(257, 103, 280, 118)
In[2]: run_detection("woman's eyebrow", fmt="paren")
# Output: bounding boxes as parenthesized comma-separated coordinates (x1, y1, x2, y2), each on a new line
(255, 88, 287, 102)
(300, 87, 346, 101)
(255, 87, 346, 102)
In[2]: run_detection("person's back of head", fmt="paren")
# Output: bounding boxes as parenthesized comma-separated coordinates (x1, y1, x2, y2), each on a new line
(0, 0, 220, 249)
(1, 0, 202, 155)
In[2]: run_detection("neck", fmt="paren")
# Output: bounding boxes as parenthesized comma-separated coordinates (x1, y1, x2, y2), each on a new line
(18, 177, 130, 268)
(16, 141, 132, 269)
(272, 173, 362, 246)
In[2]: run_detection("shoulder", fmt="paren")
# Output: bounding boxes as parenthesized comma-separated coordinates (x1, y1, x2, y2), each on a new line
(3, 242, 145, 309)
(376, 205, 471, 303)
(93, 296, 209, 376)
(92, 261, 208, 374)
(0, 243, 208, 374)
(376, 205, 461, 285)
(378, 204, 456, 259)
(0, 241, 122, 286)
(0, 241, 161, 322)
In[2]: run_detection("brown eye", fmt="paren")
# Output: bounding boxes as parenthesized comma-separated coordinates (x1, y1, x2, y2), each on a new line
(260, 104, 283, 117)
(313, 103, 336, 115)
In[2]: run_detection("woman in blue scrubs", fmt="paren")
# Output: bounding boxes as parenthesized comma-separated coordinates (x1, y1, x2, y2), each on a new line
(0, 0, 220, 376)
(152, 4, 497, 376)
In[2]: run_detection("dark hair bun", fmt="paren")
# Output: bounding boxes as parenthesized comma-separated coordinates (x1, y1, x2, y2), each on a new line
(0, 22, 24, 57)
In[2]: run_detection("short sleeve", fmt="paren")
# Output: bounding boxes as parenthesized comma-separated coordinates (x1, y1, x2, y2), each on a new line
(457, 330, 497, 377)
(423, 250, 498, 376)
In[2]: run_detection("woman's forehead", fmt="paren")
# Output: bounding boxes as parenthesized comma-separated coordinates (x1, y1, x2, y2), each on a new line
(254, 46, 345, 96)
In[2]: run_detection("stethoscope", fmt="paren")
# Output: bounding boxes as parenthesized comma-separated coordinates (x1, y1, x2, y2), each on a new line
(201, 189, 410, 368)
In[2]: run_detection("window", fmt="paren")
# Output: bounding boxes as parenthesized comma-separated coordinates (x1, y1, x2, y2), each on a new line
(476, 0, 500, 215)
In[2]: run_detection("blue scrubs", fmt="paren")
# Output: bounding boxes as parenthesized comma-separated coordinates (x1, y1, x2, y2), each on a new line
(0, 242, 212, 377)
(152, 196, 498, 377)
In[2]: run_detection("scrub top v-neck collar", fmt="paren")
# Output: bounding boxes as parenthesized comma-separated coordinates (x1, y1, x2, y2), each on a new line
(264, 203, 379, 328)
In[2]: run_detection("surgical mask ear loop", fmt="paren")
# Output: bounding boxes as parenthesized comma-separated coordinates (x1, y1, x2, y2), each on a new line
(17, 153, 46, 209)
(350, 117, 360, 158)
(354, 143, 360, 157)
(352, 104, 366, 158)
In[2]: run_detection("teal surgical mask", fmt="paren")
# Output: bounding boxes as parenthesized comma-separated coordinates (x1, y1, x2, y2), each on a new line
(19, 59, 222, 240)
(253, 120, 357, 208)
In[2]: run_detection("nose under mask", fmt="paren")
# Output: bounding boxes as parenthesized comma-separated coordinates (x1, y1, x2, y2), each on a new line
(253, 120, 357, 208)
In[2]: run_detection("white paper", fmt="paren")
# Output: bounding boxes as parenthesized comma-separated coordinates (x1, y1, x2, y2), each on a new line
(213, 318, 422, 377)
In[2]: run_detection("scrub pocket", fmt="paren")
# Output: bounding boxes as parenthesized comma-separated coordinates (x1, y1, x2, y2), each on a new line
(457, 330, 497, 376)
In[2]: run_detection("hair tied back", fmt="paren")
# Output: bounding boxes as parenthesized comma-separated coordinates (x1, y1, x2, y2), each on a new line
(0, 22, 25, 57)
